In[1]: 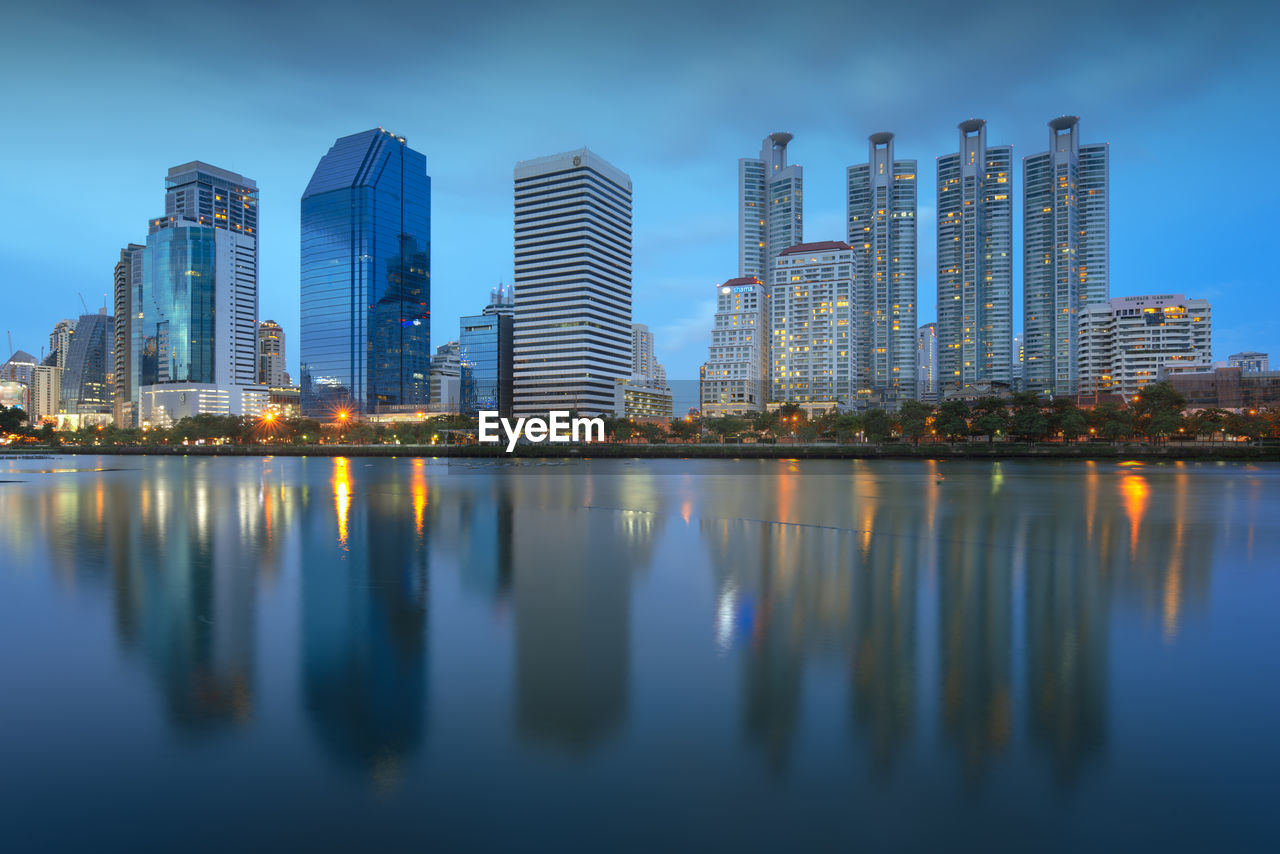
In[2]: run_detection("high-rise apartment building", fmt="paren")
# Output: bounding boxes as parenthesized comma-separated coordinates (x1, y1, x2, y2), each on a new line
(700, 276, 769, 416)
(1012, 333, 1025, 391)
(916, 322, 938, 403)
(258, 320, 287, 387)
(512, 148, 632, 417)
(301, 128, 431, 415)
(740, 133, 802, 280)
(1023, 116, 1109, 397)
(48, 319, 76, 371)
(61, 310, 113, 415)
(937, 119, 1013, 395)
(771, 242, 856, 409)
(1078, 294, 1211, 396)
(848, 133, 917, 408)
(0, 351, 61, 424)
(460, 286, 514, 417)
(113, 243, 143, 425)
(630, 323, 666, 389)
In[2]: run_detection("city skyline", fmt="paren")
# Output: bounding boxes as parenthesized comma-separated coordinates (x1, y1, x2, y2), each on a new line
(2, 0, 1277, 384)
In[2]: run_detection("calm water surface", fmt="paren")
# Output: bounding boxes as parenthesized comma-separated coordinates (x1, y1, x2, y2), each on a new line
(1, 455, 1277, 851)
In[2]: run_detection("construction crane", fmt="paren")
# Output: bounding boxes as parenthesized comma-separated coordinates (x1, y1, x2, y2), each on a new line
(78, 292, 89, 315)
(6, 331, 12, 359)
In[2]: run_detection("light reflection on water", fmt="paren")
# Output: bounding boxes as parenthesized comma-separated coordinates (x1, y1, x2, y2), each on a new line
(1, 455, 1278, 851)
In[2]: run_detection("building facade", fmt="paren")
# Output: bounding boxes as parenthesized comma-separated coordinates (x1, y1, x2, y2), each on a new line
(512, 148, 632, 417)
(257, 320, 287, 388)
(460, 288, 514, 417)
(630, 323, 666, 389)
(0, 351, 61, 424)
(936, 119, 1013, 395)
(300, 128, 431, 415)
(771, 242, 856, 409)
(1023, 116, 1109, 397)
(113, 243, 143, 425)
(848, 133, 917, 408)
(1228, 352, 1269, 372)
(700, 277, 769, 416)
(739, 132, 803, 280)
(916, 322, 938, 403)
(1078, 294, 1211, 396)
(60, 310, 113, 415)
(48, 319, 76, 371)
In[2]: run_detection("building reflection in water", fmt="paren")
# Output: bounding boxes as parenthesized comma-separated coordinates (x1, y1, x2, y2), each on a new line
(509, 470, 661, 753)
(301, 458, 428, 785)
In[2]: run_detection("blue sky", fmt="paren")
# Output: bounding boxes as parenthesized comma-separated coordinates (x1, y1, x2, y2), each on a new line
(2, 0, 1276, 381)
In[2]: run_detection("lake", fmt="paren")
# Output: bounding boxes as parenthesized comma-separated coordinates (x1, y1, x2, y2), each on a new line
(1, 456, 1277, 851)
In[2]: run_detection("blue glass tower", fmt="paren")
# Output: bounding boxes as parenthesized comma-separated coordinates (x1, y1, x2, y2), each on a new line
(300, 128, 431, 415)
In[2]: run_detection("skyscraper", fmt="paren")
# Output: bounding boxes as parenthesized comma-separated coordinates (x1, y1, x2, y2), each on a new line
(61, 310, 113, 415)
(1023, 116, 1109, 397)
(460, 286, 514, 418)
(848, 133, 917, 408)
(937, 119, 1013, 395)
(916, 322, 938, 404)
(700, 277, 769, 416)
(740, 133, 802, 279)
(630, 323, 666, 389)
(300, 128, 431, 415)
(770, 242, 856, 409)
(257, 320, 287, 387)
(134, 161, 263, 424)
(512, 148, 632, 417)
(113, 243, 143, 426)
(48, 319, 76, 371)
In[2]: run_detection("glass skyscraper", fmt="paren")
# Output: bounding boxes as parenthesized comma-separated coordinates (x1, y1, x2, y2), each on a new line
(60, 311, 114, 415)
(300, 128, 431, 415)
(739, 132, 803, 279)
(459, 286, 513, 417)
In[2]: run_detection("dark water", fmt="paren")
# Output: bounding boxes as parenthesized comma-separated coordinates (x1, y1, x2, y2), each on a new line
(1, 455, 1277, 851)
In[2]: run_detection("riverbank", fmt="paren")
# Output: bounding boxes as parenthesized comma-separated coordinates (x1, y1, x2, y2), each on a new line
(10, 442, 1280, 461)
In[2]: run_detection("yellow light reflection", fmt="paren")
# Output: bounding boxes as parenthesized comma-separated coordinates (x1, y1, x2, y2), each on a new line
(411, 458, 428, 536)
(333, 457, 351, 548)
(1121, 473, 1148, 557)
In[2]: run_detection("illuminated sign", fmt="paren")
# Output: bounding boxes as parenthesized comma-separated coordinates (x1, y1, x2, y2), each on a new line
(730, 285, 755, 294)
(0, 381, 26, 410)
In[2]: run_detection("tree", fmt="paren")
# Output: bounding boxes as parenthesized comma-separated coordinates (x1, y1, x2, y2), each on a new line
(1007, 392, 1048, 443)
(935, 401, 970, 441)
(0, 405, 27, 433)
(970, 397, 1010, 444)
(830, 413, 863, 443)
(668, 418, 699, 443)
(1050, 399, 1088, 443)
(863, 408, 892, 442)
(1090, 402, 1133, 443)
(898, 399, 934, 445)
(1188, 408, 1228, 443)
(1132, 381, 1186, 442)
(751, 410, 780, 440)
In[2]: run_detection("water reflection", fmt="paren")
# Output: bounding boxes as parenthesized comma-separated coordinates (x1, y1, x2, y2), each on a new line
(0, 456, 1247, 810)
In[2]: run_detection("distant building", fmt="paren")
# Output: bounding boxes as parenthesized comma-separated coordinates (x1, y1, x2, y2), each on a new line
(1228, 352, 1269, 372)
(513, 148, 632, 417)
(1023, 117, 1109, 397)
(916, 323, 938, 403)
(614, 378, 673, 418)
(1079, 294, 1211, 397)
(60, 310, 114, 415)
(301, 128, 431, 415)
(113, 244, 143, 426)
(258, 320, 288, 388)
(48, 319, 76, 372)
(429, 341, 463, 412)
(848, 132, 917, 407)
(460, 285, 514, 417)
(771, 242, 856, 409)
(1162, 365, 1280, 412)
(740, 132, 803, 280)
(1012, 333, 1024, 391)
(0, 350, 61, 423)
(135, 161, 263, 423)
(630, 323, 667, 390)
(937, 119, 1013, 395)
(701, 276, 769, 416)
